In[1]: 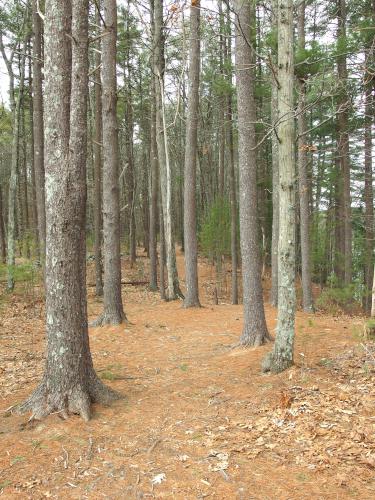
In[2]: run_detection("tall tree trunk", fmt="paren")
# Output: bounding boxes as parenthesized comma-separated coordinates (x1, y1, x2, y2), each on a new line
(154, 0, 183, 300)
(225, 7, 238, 305)
(183, 0, 201, 308)
(363, 27, 374, 314)
(32, 0, 46, 261)
(270, 0, 279, 307)
(234, 0, 270, 346)
(264, 0, 296, 372)
(0, 187, 6, 263)
(19, 0, 118, 421)
(149, 0, 158, 291)
(93, 0, 127, 325)
(297, 1, 314, 312)
(336, 0, 352, 285)
(93, 1, 104, 297)
(6, 39, 27, 290)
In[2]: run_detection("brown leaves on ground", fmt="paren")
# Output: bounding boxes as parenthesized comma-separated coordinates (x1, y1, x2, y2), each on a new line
(1, 252, 375, 498)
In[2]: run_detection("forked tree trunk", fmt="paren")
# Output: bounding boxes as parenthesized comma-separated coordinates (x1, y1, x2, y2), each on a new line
(32, 0, 46, 261)
(93, 1, 104, 297)
(154, 0, 183, 301)
(183, 0, 201, 308)
(263, 0, 296, 373)
(18, 0, 118, 421)
(234, 0, 270, 346)
(93, 0, 127, 325)
(297, 1, 314, 312)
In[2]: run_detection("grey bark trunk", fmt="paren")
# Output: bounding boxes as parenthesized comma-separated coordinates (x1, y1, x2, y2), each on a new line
(336, 0, 352, 285)
(32, 0, 46, 262)
(270, 0, 279, 307)
(297, 1, 314, 312)
(0, 187, 6, 263)
(154, 0, 183, 300)
(234, 0, 270, 346)
(93, 0, 127, 325)
(18, 0, 118, 421)
(183, 0, 201, 308)
(6, 39, 27, 290)
(225, 5, 238, 305)
(263, 0, 296, 373)
(93, 1, 104, 297)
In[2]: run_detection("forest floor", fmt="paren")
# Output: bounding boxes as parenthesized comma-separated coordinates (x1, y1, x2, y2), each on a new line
(0, 250, 375, 499)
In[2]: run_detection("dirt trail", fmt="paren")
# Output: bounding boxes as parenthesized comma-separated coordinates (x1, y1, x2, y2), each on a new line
(0, 251, 373, 499)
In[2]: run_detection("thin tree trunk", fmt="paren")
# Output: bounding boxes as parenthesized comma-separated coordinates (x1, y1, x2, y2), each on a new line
(6, 39, 27, 290)
(92, 0, 127, 325)
(270, 0, 279, 307)
(183, 0, 201, 308)
(32, 0, 46, 261)
(234, 0, 270, 346)
(363, 46, 374, 314)
(154, 0, 183, 300)
(225, 4, 238, 305)
(297, 1, 314, 312)
(159, 202, 166, 300)
(149, 0, 158, 291)
(93, 1, 104, 297)
(18, 0, 118, 421)
(0, 187, 6, 263)
(337, 0, 352, 285)
(264, 0, 296, 373)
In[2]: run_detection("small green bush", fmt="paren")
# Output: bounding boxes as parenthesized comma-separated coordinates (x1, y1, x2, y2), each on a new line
(199, 197, 232, 259)
(316, 284, 362, 315)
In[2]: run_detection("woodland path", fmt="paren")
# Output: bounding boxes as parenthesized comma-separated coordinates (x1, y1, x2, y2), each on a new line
(0, 251, 374, 499)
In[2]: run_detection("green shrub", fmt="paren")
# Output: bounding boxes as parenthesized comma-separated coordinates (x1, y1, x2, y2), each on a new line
(316, 284, 362, 315)
(199, 197, 232, 259)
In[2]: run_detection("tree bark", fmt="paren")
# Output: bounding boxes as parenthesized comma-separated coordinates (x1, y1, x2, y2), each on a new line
(183, 0, 201, 308)
(264, 0, 296, 372)
(270, 0, 279, 307)
(32, 0, 46, 262)
(6, 39, 27, 290)
(297, 1, 314, 312)
(18, 0, 118, 421)
(93, 1, 104, 297)
(336, 0, 352, 285)
(234, 0, 270, 346)
(93, 0, 127, 325)
(0, 187, 6, 263)
(153, 0, 183, 300)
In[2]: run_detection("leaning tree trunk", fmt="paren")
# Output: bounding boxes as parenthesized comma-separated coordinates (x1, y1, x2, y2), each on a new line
(153, 0, 183, 300)
(234, 0, 270, 346)
(93, 1, 104, 297)
(32, 0, 46, 262)
(92, 0, 127, 325)
(297, 0, 314, 312)
(18, 0, 118, 422)
(270, 0, 279, 307)
(183, 0, 201, 308)
(263, 0, 296, 373)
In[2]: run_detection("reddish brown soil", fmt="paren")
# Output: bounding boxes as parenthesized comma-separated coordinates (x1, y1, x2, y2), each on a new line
(0, 252, 374, 499)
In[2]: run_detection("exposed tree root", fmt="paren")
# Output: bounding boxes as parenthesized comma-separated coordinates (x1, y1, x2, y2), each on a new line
(240, 328, 273, 348)
(261, 351, 293, 373)
(90, 310, 129, 327)
(16, 376, 120, 422)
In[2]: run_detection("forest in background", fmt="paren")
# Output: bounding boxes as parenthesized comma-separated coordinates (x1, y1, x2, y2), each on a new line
(0, 0, 374, 415)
